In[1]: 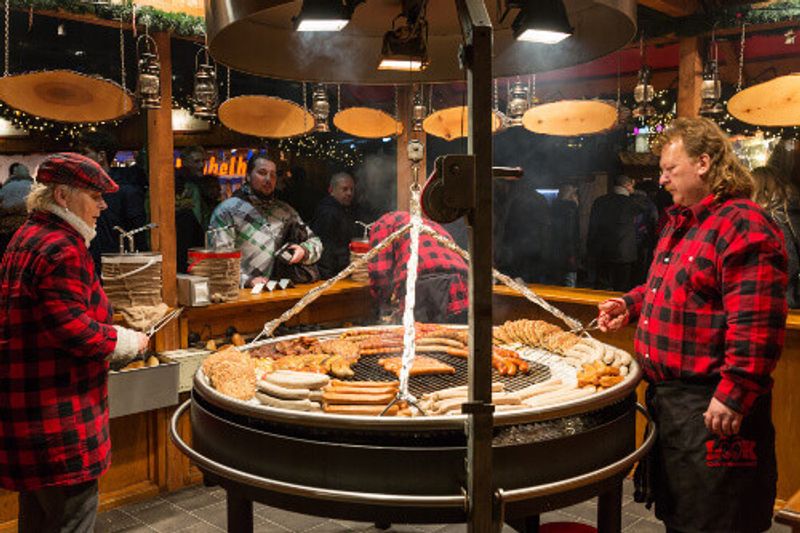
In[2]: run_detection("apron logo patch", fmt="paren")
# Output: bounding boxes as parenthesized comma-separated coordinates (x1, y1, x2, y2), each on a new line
(705, 436, 757, 467)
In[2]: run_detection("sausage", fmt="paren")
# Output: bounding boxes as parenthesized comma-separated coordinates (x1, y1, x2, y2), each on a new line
(322, 391, 397, 405)
(510, 378, 564, 401)
(263, 370, 330, 390)
(257, 380, 313, 400)
(255, 392, 322, 412)
(323, 404, 400, 416)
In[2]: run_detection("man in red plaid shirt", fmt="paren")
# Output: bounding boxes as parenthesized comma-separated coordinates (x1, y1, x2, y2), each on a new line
(0, 153, 149, 532)
(598, 118, 787, 533)
(369, 211, 468, 323)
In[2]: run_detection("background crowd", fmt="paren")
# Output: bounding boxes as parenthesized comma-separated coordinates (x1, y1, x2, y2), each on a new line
(1, 132, 797, 309)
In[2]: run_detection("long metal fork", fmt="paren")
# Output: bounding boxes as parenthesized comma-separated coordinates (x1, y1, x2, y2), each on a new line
(146, 307, 184, 338)
(567, 317, 600, 337)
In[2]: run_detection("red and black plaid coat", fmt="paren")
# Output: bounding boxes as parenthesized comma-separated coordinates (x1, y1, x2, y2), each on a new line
(623, 194, 787, 416)
(369, 211, 469, 316)
(0, 210, 118, 491)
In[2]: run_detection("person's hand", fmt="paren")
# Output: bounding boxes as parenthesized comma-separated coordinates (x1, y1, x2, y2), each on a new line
(288, 244, 306, 264)
(597, 298, 629, 332)
(136, 332, 150, 354)
(250, 276, 268, 288)
(704, 397, 743, 437)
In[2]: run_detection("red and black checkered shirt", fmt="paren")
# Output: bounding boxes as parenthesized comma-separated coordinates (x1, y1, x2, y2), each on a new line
(622, 194, 787, 416)
(369, 211, 469, 317)
(0, 211, 118, 491)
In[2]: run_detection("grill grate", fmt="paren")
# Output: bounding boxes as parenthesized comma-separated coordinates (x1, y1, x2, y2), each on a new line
(344, 353, 552, 397)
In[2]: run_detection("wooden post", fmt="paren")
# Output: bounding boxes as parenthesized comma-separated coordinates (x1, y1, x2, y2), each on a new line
(146, 32, 179, 353)
(396, 85, 426, 211)
(677, 36, 702, 118)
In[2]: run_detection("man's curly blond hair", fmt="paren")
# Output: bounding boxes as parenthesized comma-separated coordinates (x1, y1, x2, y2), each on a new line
(656, 117, 753, 200)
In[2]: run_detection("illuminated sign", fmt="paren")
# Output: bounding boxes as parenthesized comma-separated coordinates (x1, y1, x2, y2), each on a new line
(204, 155, 247, 178)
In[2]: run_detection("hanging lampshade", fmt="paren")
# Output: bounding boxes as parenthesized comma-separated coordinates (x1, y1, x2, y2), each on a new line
(136, 34, 161, 110)
(311, 83, 330, 132)
(192, 47, 218, 119)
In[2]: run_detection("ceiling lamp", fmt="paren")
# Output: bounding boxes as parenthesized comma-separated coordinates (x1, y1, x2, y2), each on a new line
(511, 0, 573, 44)
(699, 33, 724, 117)
(311, 83, 331, 132)
(206, 2, 636, 84)
(699, 60, 724, 117)
(136, 34, 162, 110)
(293, 0, 360, 32)
(378, 12, 428, 72)
(633, 65, 655, 118)
(505, 78, 530, 127)
(192, 46, 218, 119)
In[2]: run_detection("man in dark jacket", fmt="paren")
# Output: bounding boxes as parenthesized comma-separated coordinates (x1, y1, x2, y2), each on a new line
(549, 184, 580, 286)
(497, 178, 551, 283)
(76, 131, 149, 278)
(587, 174, 639, 291)
(0, 163, 33, 256)
(311, 172, 360, 279)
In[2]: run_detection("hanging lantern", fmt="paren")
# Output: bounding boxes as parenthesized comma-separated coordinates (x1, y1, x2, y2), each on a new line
(699, 60, 724, 117)
(192, 47, 218, 119)
(311, 83, 330, 133)
(506, 79, 530, 127)
(411, 89, 426, 132)
(633, 65, 655, 118)
(136, 34, 161, 110)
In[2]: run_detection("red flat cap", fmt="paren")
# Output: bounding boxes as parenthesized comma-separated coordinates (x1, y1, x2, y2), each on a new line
(36, 152, 119, 194)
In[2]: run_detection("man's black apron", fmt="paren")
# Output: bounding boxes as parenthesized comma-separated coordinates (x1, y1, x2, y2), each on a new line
(635, 380, 776, 533)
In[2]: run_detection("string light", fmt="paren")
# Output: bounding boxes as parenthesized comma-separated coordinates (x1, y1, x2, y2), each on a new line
(278, 134, 363, 169)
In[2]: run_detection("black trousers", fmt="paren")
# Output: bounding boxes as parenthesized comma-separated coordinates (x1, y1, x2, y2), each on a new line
(18, 479, 98, 533)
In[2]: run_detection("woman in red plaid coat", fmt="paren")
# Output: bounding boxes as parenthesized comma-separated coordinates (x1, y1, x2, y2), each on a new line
(0, 153, 149, 533)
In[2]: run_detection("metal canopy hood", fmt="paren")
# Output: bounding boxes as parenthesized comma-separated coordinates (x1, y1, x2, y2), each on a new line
(206, 0, 637, 84)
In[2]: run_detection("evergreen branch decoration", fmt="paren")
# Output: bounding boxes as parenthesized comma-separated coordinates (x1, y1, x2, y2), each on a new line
(9, 0, 205, 38)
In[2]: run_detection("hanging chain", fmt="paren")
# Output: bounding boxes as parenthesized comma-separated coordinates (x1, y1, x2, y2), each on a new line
(493, 78, 499, 111)
(302, 81, 308, 131)
(427, 82, 433, 113)
(531, 73, 536, 101)
(394, 84, 399, 120)
(119, 21, 126, 92)
(337, 83, 341, 112)
(616, 51, 621, 108)
(737, 22, 746, 92)
(4, 0, 10, 76)
(226, 66, 231, 101)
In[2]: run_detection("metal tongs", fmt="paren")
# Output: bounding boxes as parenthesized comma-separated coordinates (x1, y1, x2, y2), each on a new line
(146, 307, 184, 338)
(567, 317, 600, 337)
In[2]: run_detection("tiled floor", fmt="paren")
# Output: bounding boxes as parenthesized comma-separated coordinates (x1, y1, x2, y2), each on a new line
(96, 479, 792, 533)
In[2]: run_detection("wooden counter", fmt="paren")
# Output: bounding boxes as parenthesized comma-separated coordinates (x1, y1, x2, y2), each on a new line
(1, 281, 797, 530)
(179, 279, 373, 343)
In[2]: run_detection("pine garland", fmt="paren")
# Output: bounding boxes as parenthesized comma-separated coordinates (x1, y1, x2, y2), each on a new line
(10, 0, 205, 38)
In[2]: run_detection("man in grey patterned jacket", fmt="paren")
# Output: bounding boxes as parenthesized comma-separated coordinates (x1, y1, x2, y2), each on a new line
(208, 154, 322, 287)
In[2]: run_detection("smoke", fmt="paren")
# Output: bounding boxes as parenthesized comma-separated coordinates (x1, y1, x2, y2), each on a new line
(290, 33, 366, 83)
(353, 152, 397, 222)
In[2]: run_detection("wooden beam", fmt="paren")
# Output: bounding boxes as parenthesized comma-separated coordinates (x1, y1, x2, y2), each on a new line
(638, 0, 698, 17)
(677, 36, 702, 117)
(146, 32, 180, 354)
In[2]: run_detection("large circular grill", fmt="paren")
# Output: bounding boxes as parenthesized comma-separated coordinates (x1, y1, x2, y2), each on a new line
(172, 327, 655, 527)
